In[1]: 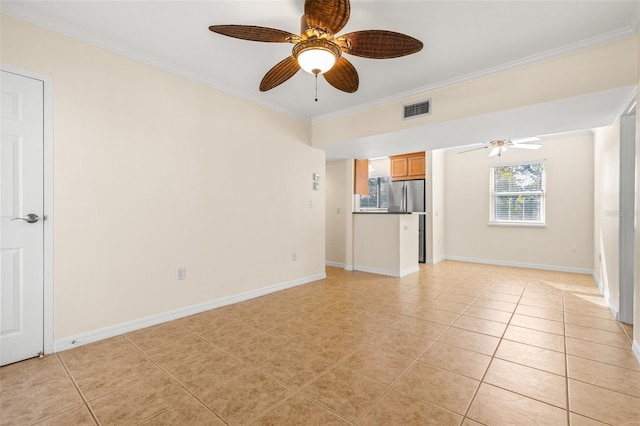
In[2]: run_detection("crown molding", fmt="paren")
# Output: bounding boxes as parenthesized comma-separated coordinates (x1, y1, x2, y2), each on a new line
(0, 4, 310, 122)
(313, 26, 637, 123)
(2, 3, 636, 125)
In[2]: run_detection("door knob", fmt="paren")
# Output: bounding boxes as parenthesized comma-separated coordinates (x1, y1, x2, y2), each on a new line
(11, 213, 40, 224)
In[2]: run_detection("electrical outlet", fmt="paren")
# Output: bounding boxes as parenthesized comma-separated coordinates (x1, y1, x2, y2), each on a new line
(336, 208, 341, 214)
(292, 252, 297, 261)
(176, 267, 186, 280)
(308, 200, 313, 208)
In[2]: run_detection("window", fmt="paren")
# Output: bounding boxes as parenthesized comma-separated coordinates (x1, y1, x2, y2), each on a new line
(360, 176, 390, 209)
(490, 161, 545, 224)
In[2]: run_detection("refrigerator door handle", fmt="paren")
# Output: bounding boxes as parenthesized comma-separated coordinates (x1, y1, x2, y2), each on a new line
(403, 185, 407, 212)
(405, 184, 408, 212)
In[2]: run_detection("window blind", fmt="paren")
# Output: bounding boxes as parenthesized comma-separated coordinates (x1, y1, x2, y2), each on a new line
(490, 162, 545, 223)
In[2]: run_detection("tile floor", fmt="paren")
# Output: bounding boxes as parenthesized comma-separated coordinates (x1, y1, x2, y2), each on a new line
(1, 261, 639, 425)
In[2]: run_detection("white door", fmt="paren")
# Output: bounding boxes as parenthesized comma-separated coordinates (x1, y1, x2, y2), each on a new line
(1, 70, 45, 366)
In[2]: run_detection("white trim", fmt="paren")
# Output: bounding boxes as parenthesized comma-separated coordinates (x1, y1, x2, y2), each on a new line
(592, 272, 604, 294)
(443, 256, 592, 275)
(313, 27, 636, 122)
(0, 64, 55, 356)
(594, 269, 619, 319)
(633, 340, 640, 366)
(325, 261, 345, 268)
(603, 290, 616, 319)
(608, 302, 619, 321)
(344, 264, 354, 271)
(353, 265, 419, 278)
(591, 274, 619, 321)
(488, 222, 547, 228)
(0, 4, 306, 122)
(54, 272, 326, 352)
(618, 112, 636, 324)
(425, 256, 446, 265)
(1, 2, 634, 124)
(489, 160, 546, 225)
(593, 270, 616, 319)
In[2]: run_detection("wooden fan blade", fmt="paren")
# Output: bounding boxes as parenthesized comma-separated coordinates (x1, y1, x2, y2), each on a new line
(260, 56, 301, 92)
(340, 30, 423, 59)
(304, 0, 350, 34)
(323, 57, 358, 93)
(209, 25, 297, 43)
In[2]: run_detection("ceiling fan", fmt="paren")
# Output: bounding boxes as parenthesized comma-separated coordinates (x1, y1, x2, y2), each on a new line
(208, 0, 423, 96)
(458, 137, 542, 157)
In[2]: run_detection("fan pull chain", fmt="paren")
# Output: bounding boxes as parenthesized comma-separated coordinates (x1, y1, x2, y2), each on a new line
(313, 69, 320, 102)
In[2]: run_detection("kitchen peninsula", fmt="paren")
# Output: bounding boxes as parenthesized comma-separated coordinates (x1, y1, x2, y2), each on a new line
(352, 212, 420, 277)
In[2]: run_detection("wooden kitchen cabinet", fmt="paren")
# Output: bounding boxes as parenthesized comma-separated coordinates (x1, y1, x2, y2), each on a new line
(390, 152, 425, 181)
(354, 159, 369, 195)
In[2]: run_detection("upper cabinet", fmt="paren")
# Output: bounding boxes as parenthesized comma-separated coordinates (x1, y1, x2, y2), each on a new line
(390, 152, 426, 181)
(354, 159, 369, 195)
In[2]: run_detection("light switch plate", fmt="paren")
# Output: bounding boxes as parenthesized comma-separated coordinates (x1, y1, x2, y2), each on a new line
(313, 182, 320, 190)
(313, 173, 320, 181)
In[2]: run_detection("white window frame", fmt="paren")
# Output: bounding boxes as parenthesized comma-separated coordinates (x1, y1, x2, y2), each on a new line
(489, 160, 546, 226)
(360, 176, 390, 210)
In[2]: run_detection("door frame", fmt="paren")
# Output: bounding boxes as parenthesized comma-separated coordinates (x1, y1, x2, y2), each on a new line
(2, 64, 54, 355)
(619, 98, 636, 324)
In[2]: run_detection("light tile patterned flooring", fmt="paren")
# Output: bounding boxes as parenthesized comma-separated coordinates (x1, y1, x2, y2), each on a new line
(2, 261, 639, 425)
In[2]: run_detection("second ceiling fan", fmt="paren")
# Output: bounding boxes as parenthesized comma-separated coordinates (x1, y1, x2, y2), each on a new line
(209, 0, 423, 95)
(458, 138, 542, 157)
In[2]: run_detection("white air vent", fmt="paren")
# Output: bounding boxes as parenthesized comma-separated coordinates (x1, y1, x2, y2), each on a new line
(403, 99, 431, 120)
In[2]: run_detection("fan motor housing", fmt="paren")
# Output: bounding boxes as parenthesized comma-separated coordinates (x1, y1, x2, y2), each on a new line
(292, 39, 342, 74)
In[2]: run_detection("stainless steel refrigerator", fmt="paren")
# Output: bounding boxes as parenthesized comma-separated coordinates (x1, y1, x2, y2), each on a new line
(388, 179, 426, 263)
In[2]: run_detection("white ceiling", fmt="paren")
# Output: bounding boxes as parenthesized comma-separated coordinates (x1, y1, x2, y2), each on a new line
(2, 1, 639, 158)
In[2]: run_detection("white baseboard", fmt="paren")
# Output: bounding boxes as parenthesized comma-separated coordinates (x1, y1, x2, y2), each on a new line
(590, 273, 620, 318)
(592, 272, 604, 293)
(606, 294, 618, 320)
(426, 256, 446, 265)
(325, 261, 344, 268)
(344, 264, 354, 271)
(400, 266, 420, 277)
(353, 265, 419, 278)
(633, 340, 640, 366)
(591, 272, 620, 318)
(54, 272, 326, 353)
(443, 256, 592, 275)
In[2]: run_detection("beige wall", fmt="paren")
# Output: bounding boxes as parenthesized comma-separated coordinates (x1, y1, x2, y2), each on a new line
(325, 160, 349, 266)
(2, 15, 325, 341)
(593, 120, 621, 313)
(312, 36, 638, 150)
(444, 133, 594, 272)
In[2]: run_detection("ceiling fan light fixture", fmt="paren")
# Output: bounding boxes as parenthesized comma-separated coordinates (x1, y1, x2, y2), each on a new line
(293, 39, 341, 74)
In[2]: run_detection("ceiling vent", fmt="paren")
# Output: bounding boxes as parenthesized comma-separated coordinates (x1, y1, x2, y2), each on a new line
(403, 99, 431, 120)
